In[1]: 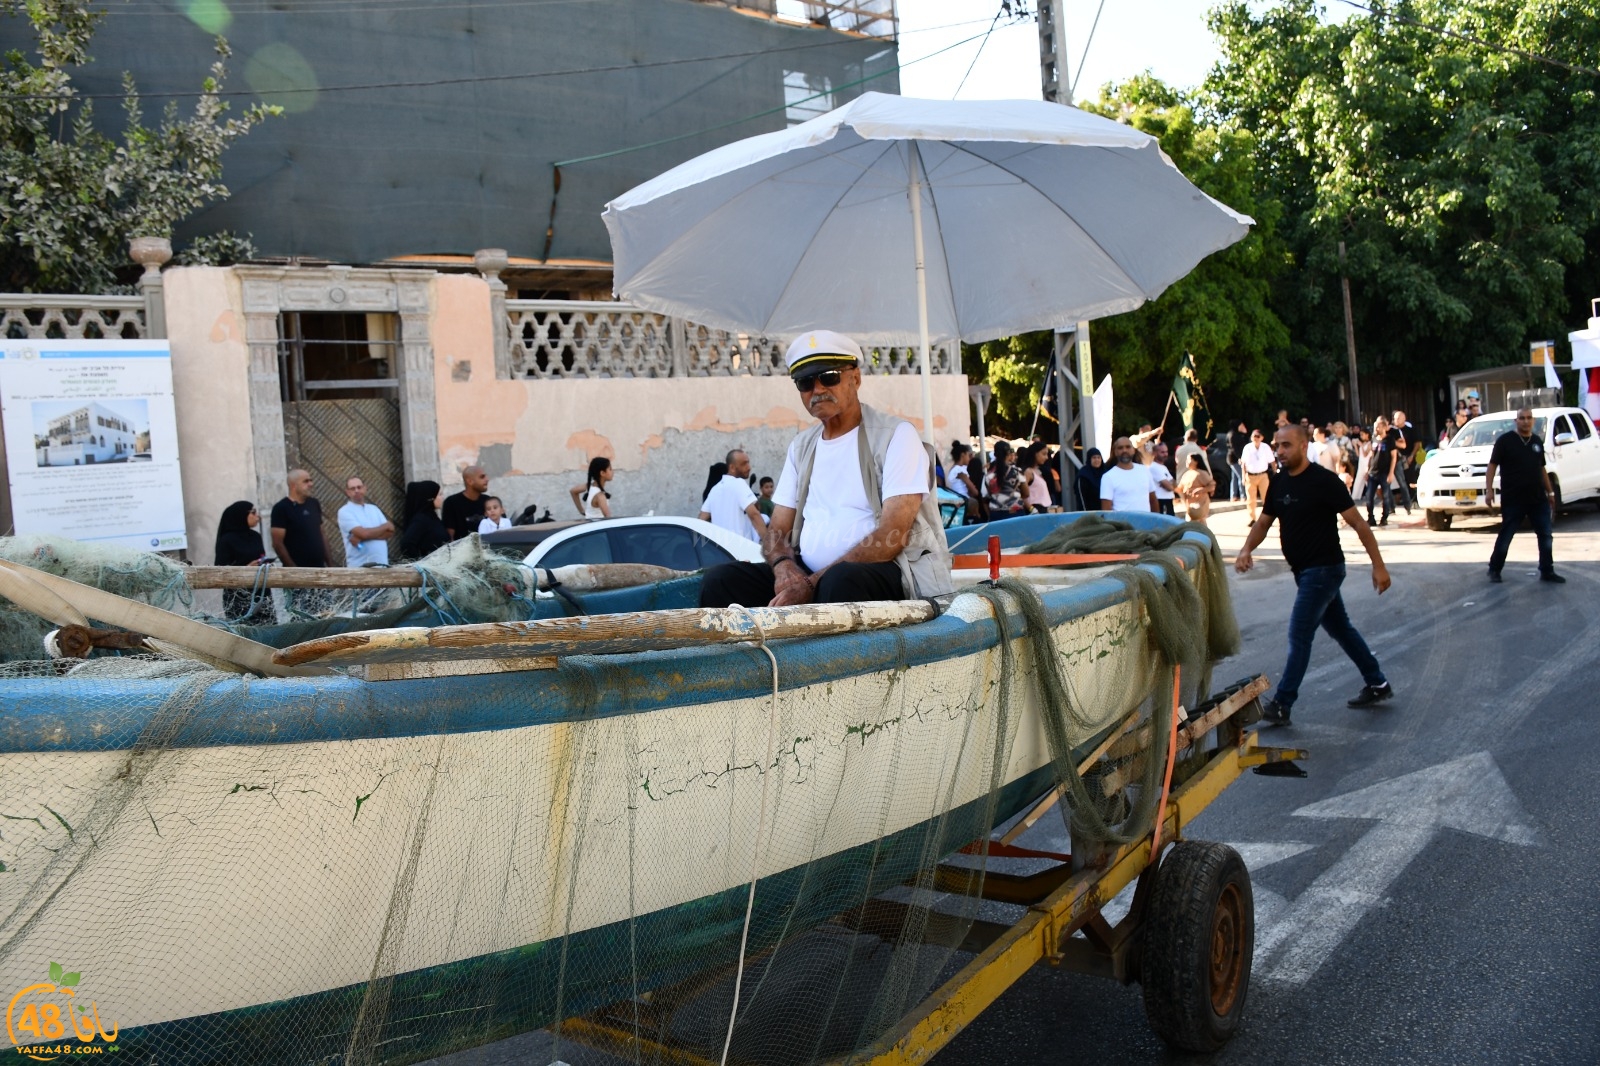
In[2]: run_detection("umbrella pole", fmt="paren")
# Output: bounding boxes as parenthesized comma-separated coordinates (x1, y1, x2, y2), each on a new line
(908, 147, 936, 446)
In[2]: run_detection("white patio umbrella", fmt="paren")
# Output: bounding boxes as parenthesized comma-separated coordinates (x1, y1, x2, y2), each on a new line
(602, 92, 1253, 442)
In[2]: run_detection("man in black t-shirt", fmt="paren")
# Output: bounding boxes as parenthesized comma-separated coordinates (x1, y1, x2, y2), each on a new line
(269, 468, 328, 568)
(1485, 407, 1563, 583)
(441, 465, 491, 540)
(1235, 425, 1394, 727)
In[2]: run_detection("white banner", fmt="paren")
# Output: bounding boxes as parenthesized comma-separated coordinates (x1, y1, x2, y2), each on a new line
(0, 339, 187, 551)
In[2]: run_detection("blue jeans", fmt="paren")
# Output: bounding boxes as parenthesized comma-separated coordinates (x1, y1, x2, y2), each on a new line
(1273, 564, 1386, 710)
(1364, 476, 1394, 521)
(1229, 462, 1245, 500)
(1488, 496, 1554, 576)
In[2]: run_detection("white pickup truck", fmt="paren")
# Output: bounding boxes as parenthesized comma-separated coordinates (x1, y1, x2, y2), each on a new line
(1417, 407, 1600, 530)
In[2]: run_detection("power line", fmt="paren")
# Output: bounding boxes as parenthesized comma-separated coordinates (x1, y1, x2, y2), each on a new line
(1334, 0, 1600, 78)
(951, 3, 1005, 100)
(552, 27, 991, 168)
(0, 34, 887, 101)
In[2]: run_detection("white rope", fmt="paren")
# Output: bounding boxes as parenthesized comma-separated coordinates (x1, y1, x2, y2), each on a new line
(719, 604, 782, 1066)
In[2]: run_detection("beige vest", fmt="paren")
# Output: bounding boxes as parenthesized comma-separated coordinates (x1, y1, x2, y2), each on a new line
(788, 403, 954, 598)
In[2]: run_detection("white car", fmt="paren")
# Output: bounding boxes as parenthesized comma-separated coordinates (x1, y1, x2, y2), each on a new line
(485, 515, 765, 571)
(1417, 406, 1600, 530)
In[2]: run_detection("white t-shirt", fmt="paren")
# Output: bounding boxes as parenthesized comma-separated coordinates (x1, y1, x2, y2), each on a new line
(703, 474, 763, 543)
(945, 466, 972, 498)
(1242, 441, 1275, 474)
(337, 501, 389, 567)
(582, 485, 607, 520)
(1149, 462, 1175, 500)
(478, 516, 512, 534)
(774, 422, 928, 571)
(1306, 440, 1325, 465)
(1099, 462, 1153, 512)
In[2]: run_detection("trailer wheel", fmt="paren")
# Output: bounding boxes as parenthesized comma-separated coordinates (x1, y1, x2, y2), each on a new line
(1140, 841, 1253, 1052)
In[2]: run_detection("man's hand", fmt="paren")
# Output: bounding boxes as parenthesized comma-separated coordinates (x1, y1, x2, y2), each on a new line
(1372, 561, 1392, 594)
(1234, 547, 1254, 574)
(768, 559, 814, 607)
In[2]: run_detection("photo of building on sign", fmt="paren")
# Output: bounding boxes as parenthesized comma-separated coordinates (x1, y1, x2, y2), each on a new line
(31, 399, 151, 467)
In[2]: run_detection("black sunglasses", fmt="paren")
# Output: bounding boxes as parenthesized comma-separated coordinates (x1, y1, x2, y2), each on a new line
(794, 368, 846, 393)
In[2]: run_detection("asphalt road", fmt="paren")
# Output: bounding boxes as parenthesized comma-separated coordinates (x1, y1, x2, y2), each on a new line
(427, 503, 1600, 1066)
(936, 502, 1600, 1066)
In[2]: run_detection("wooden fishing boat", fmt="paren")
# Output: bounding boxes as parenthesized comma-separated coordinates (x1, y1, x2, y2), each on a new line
(0, 512, 1214, 1065)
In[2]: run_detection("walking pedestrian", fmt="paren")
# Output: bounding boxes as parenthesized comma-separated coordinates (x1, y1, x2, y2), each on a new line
(1365, 417, 1397, 525)
(1485, 407, 1564, 583)
(1241, 429, 1274, 521)
(1235, 425, 1394, 726)
(1228, 420, 1251, 501)
(1386, 413, 1415, 514)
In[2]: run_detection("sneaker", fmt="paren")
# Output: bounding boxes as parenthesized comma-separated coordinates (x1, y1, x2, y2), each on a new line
(1487, 570, 1503, 583)
(1540, 572, 1566, 584)
(1259, 698, 1292, 727)
(1347, 683, 1394, 708)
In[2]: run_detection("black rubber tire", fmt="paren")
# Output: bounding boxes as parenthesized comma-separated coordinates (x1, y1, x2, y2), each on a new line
(1425, 509, 1452, 531)
(1140, 841, 1254, 1053)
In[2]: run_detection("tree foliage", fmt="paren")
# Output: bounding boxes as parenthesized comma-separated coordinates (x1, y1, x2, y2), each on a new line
(1205, 0, 1600, 396)
(963, 73, 1289, 435)
(0, 0, 278, 292)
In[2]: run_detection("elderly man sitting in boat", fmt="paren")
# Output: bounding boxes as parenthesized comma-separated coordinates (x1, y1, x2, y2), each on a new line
(699, 330, 954, 608)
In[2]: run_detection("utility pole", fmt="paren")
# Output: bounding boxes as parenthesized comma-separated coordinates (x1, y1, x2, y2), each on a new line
(1339, 240, 1361, 425)
(1037, 0, 1068, 104)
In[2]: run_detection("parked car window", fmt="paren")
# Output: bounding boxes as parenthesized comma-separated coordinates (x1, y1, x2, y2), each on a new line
(1572, 413, 1593, 440)
(609, 524, 700, 571)
(539, 530, 612, 568)
(1449, 416, 1546, 449)
(693, 535, 737, 569)
(1553, 415, 1574, 442)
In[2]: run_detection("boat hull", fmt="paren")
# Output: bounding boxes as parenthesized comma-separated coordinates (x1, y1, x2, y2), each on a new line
(0, 514, 1205, 1064)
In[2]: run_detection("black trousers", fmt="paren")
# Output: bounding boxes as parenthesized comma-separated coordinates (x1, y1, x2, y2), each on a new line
(699, 560, 904, 608)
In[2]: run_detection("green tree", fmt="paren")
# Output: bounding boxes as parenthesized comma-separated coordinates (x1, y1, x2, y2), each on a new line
(1, 0, 278, 292)
(1205, 0, 1600, 403)
(962, 74, 1290, 437)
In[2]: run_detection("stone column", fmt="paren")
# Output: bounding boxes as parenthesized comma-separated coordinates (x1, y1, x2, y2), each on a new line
(394, 273, 439, 483)
(239, 269, 290, 513)
(474, 248, 511, 379)
(129, 236, 172, 339)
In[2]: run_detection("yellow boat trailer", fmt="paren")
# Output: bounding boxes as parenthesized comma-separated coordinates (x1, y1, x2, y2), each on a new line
(565, 674, 1304, 1063)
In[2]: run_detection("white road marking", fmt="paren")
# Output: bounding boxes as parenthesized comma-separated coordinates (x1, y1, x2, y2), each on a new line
(1255, 751, 1538, 986)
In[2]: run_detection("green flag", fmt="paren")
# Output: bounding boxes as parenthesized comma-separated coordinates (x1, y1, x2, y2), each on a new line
(1172, 352, 1212, 438)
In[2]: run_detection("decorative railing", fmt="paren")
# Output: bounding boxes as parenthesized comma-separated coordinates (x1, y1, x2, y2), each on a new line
(505, 299, 953, 380)
(0, 295, 147, 340)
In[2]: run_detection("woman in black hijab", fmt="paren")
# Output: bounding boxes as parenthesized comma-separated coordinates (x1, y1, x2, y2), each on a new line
(1075, 448, 1106, 511)
(400, 481, 448, 560)
(702, 462, 729, 503)
(214, 500, 272, 622)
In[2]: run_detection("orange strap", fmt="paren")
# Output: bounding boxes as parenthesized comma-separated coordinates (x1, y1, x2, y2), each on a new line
(1149, 664, 1183, 862)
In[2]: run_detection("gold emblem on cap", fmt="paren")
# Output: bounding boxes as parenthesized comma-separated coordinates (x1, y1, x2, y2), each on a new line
(809, 335, 817, 347)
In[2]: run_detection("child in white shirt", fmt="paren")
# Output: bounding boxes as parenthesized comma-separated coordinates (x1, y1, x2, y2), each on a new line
(477, 496, 513, 534)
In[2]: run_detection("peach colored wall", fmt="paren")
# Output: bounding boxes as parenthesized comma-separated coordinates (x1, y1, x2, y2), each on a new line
(165, 267, 255, 568)
(430, 275, 971, 520)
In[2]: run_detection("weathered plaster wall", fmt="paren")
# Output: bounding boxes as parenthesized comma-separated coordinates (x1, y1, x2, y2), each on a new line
(430, 275, 972, 521)
(165, 267, 255, 568)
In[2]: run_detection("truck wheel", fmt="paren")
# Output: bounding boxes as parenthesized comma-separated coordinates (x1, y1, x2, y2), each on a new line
(1425, 509, 1451, 531)
(1140, 841, 1253, 1052)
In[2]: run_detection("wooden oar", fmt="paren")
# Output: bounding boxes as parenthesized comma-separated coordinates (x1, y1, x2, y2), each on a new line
(272, 599, 940, 668)
(0, 561, 91, 627)
(183, 562, 686, 591)
(0, 559, 321, 678)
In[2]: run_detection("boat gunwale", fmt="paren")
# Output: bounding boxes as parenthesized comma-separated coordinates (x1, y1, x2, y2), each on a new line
(0, 516, 1208, 754)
